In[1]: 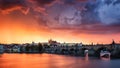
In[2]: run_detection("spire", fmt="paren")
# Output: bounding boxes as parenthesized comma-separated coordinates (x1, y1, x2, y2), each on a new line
(112, 39, 115, 45)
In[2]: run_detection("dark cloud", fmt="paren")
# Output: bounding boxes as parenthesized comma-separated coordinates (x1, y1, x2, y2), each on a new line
(0, 0, 29, 14)
(0, 0, 57, 15)
(113, 0, 120, 5)
(73, 25, 120, 34)
(29, 0, 56, 6)
(62, 0, 90, 5)
(63, 0, 76, 5)
(104, 0, 112, 5)
(50, 23, 120, 34)
(98, 0, 120, 24)
(0, 0, 57, 14)
(41, 0, 120, 34)
(0, 0, 120, 34)
(81, 1, 99, 24)
(77, 0, 88, 2)
(0, 0, 27, 10)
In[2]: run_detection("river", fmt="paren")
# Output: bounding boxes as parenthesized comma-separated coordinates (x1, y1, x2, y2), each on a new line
(0, 53, 120, 68)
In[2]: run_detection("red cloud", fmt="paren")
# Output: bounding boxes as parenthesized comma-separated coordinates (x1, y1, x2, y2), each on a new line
(0, 0, 29, 15)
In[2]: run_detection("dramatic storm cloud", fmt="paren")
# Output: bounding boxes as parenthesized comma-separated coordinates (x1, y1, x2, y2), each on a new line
(0, 0, 120, 44)
(0, 0, 120, 34)
(0, 0, 29, 14)
(0, 0, 27, 10)
(29, 0, 56, 6)
(98, 0, 120, 24)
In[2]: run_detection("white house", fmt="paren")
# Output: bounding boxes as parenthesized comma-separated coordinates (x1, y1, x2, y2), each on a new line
(12, 45, 20, 53)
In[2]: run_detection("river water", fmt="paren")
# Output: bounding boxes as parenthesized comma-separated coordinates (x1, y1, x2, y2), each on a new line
(0, 53, 120, 68)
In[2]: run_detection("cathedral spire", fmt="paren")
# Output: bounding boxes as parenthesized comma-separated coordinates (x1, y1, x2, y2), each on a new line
(112, 39, 115, 45)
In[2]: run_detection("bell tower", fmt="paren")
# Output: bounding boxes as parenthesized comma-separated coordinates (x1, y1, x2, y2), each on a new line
(111, 39, 116, 49)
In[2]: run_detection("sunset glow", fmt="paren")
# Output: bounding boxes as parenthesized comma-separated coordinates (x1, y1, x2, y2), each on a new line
(0, 0, 120, 44)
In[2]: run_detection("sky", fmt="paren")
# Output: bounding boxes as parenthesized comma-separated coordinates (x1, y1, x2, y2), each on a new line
(0, 0, 120, 44)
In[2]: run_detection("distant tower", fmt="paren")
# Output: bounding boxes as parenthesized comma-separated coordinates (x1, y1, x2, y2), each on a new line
(111, 39, 116, 49)
(91, 42, 94, 45)
(32, 41, 35, 46)
(48, 39, 53, 44)
(112, 39, 115, 45)
(48, 39, 57, 44)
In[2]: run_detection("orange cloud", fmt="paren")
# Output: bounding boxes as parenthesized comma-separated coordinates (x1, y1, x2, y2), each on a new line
(0, 6, 29, 15)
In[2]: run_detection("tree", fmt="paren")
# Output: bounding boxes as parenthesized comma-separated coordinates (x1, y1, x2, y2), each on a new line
(95, 47, 107, 56)
(25, 45, 30, 52)
(38, 43, 43, 52)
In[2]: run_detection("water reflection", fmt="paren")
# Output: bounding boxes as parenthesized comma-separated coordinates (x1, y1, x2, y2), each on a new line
(84, 53, 89, 61)
(101, 57, 110, 61)
(0, 53, 118, 68)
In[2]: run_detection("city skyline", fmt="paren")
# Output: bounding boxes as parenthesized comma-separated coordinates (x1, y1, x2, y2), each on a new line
(0, 0, 120, 44)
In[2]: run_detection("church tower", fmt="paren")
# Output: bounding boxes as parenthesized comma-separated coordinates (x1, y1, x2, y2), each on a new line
(111, 39, 116, 49)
